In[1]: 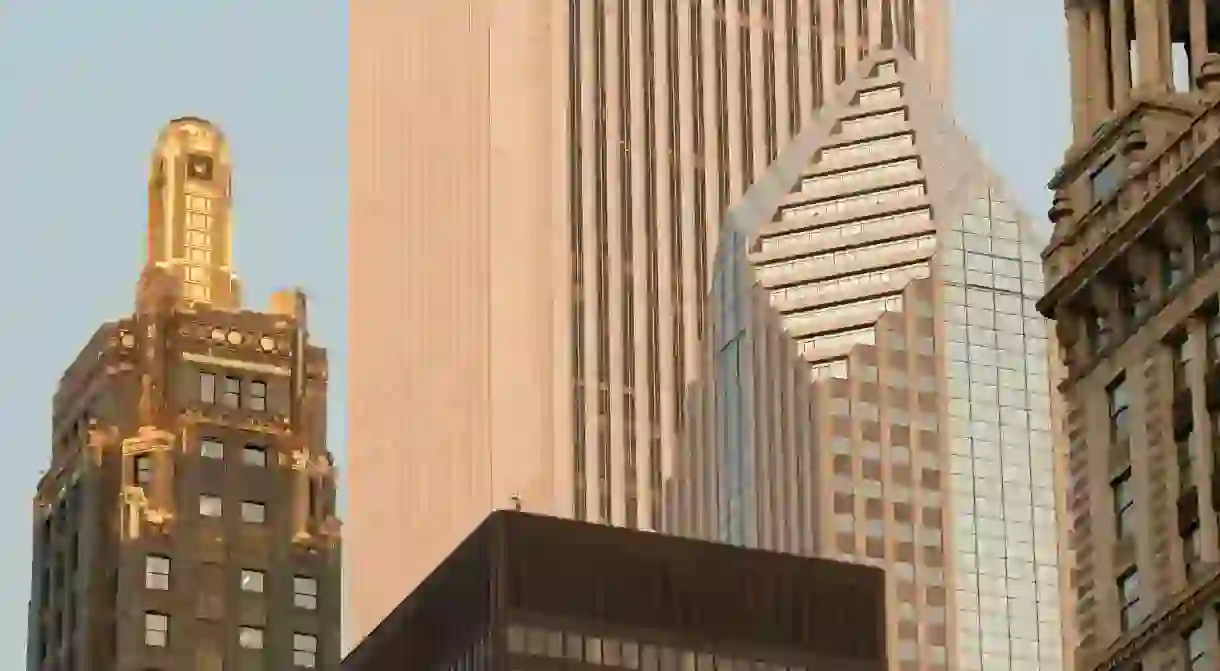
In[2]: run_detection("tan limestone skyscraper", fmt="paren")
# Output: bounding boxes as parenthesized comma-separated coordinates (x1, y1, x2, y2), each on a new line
(347, 0, 951, 645)
(1040, 2, 1220, 670)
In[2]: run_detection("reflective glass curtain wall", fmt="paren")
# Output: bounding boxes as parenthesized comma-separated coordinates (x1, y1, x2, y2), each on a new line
(939, 187, 1060, 671)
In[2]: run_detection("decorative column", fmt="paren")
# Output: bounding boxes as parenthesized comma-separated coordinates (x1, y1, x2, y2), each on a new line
(1189, 0, 1209, 85)
(1133, 0, 1168, 92)
(1088, 1, 1111, 126)
(1067, 1, 1092, 140)
(1109, 0, 1131, 108)
(291, 449, 311, 540)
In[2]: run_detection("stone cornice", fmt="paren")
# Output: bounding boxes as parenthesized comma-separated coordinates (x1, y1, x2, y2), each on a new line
(1091, 564, 1220, 670)
(1039, 95, 1220, 316)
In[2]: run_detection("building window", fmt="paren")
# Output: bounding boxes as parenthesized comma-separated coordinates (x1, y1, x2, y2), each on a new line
(1113, 470, 1134, 538)
(1177, 424, 1194, 492)
(1118, 569, 1140, 632)
(293, 633, 318, 668)
(200, 372, 216, 403)
(1171, 335, 1191, 392)
(241, 501, 266, 524)
(240, 569, 265, 593)
(238, 626, 264, 649)
(200, 439, 224, 460)
(242, 445, 267, 467)
(294, 576, 318, 610)
(249, 380, 267, 411)
(1185, 621, 1209, 670)
(199, 494, 223, 518)
(1208, 310, 1220, 363)
(1183, 523, 1201, 582)
(144, 555, 170, 590)
(133, 454, 153, 486)
(1091, 155, 1124, 203)
(144, 612, 169, 647)
(1108, 375, 1130, 443)
(222, 376, 241, 408)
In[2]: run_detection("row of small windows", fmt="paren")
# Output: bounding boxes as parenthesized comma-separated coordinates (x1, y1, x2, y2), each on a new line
(761, 207, 931, 255)
(798, 158, 921, 201)
(817, 133, 914, 169)
(782, 184, 925, 222)
(199, 495, 265, 523)
(201, 438, 267, 465)
(838, 109, 907, 137)
(505, 625, 811, 671)
(132, 440, 266, 486)
(200, 372, 267, 411)
(758, 234, 937, 284)
(775, 262, 930, 308)
(856, 85, 902, 108)
(784, 295, 904, 333)
(144, 612, 318, 665)
(144, 555, 318, 608)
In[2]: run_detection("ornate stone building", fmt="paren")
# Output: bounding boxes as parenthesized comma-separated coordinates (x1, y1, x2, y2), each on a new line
(25, 118, 341, 670)
(1039, 2, 1220, 669)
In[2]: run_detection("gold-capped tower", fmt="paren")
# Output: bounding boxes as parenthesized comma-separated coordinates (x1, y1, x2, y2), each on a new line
(147, 117, 241, 309)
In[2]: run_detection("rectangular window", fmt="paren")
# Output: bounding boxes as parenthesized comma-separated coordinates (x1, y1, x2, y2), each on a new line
(242, 445, 267, 467)
(1208, 310, 1220, 363)
(1183, 523, 1201, 582)
(1091, 155, 1124, 203)
(293, 633, 318, 668)
(1113, 470, 1134, 538)
(199, 494, 223, 518)
(200, 372, 216, 404)
(1178, 424, 1194, 492)
(145, 556, 170, 590)
(1171, 335, 1191, 393)
(144, 612, 169, 647)
(133, 455, 153, 486)
(240, 569, 265, 593)
(222, 376, 241, 408)
(294, 576, 318, 610)
(241, 501, 266, 524)
(200, 439, 224, 460)
(1118, 569, 1140, 632)
(1108, 375, 1130, 443)
(249, 380, 267, 411)
(239, 626, 264, 650)
(1185, 621, 1209, 670)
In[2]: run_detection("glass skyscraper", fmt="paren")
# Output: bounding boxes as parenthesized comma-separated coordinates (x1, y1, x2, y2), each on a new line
(666, 50, 1071, 671)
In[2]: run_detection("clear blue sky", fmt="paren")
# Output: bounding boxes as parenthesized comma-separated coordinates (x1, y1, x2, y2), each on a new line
(0, 1, 1066, 663)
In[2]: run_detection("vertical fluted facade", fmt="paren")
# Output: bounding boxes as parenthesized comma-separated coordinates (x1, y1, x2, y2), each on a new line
(347, 0, 951, 646)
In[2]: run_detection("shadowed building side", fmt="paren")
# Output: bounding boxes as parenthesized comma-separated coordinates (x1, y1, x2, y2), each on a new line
(26, 119, 342, 670)
(343, 511, 888, 671)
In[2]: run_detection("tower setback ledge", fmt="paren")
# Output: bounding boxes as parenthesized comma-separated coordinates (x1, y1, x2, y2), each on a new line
(1039, 83, 1220, 317)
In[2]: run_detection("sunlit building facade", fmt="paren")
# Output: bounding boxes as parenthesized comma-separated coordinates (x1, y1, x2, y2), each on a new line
(666, 51, 1069, 671)
(1039, 1, 1220, 670)
(25, 118, 342, 670)
(347, 0, 952, 644)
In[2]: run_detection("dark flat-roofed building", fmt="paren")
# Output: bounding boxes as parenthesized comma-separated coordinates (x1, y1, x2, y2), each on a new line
(343, 511, 886, 671)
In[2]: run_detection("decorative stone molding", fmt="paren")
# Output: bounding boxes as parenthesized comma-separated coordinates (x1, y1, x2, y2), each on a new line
(1196, 54, 1220, 93)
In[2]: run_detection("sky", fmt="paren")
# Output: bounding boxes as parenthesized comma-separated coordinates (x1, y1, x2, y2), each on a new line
(0, 0, 1068, 663)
